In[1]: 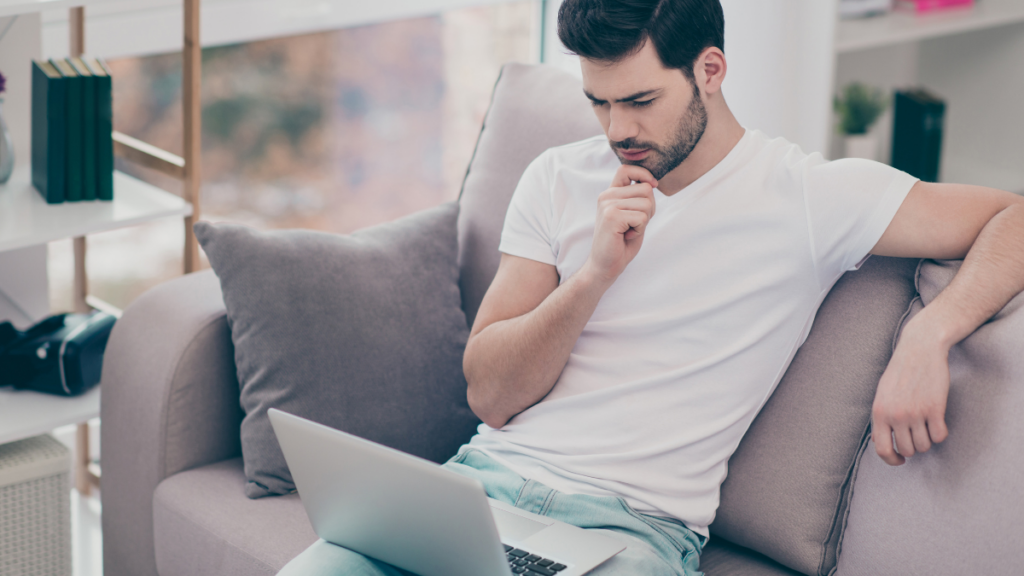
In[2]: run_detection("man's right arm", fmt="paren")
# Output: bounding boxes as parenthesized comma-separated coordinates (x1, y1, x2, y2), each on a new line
(463, 165, 658, 429)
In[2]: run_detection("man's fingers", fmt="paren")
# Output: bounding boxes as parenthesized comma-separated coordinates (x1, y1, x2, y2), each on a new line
(608, 197, 655, 219)
(614, 210, 650, 236)
(928, 414, 949, 444)
(611, 164, 658, 189)
(603, 182, 656, 200)
(911, 421, 932, 454)
(872, 422, 905, 466)
(893, 426, 916, 458)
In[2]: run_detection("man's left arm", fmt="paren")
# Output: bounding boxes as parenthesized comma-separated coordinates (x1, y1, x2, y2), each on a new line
(869, 181, 1024, 465)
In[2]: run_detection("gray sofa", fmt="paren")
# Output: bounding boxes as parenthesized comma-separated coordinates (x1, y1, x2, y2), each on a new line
(100, 64, 1024, 576)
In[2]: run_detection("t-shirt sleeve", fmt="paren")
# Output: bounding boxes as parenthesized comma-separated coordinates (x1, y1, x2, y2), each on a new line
(498, 152, 558, 266)
(803, 157, 919, 288)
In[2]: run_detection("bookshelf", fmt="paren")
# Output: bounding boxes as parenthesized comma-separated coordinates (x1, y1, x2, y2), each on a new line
(0, 1, 201, 495)
(836, 0, 1024, 53)
(829, 0, 1024, 194)
(0, 166, 192, 252)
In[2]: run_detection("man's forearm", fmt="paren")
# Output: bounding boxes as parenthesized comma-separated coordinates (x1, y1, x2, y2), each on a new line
(910, 203, 1024, 346)
(464, 269, 613, 428)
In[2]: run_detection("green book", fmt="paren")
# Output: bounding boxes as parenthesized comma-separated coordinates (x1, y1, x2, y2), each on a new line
(69, 58, 97, 201)
(83, 57, 113, 201)
(51, 58, 85, 202)
(30, 60, 66, 204)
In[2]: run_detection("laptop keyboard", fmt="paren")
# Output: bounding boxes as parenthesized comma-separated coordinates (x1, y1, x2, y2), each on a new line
(504, 544, 567, 575)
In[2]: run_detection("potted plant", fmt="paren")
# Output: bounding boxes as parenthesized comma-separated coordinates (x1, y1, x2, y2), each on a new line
(0, 69, 12, 184)
(834, 82, 888, 161)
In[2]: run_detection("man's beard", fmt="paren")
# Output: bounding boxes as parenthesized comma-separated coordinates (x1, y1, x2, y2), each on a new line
(612, 83, 708, 181)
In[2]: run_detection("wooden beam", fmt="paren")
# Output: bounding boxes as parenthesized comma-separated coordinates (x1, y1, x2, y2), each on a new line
(69, 7, 84, 57)
(72, 236, 89, 313)
(112, 131, 185, 179)
(84, 294, 123, 319)
(75, 422, 91, 495)
(183, 0, 202, 274)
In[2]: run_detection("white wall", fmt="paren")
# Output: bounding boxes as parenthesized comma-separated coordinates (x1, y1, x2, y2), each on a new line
(0, 14, 49, 325)
(720, 0, 837, 156)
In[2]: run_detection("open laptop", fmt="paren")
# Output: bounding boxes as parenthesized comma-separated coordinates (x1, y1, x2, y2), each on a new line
(268, 408, 624, 576)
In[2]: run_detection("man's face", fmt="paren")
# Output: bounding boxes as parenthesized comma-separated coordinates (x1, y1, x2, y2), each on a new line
(581, 39, 708, 181)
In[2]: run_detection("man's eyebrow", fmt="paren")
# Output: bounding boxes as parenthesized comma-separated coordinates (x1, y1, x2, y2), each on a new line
(583, 89, 660, 103)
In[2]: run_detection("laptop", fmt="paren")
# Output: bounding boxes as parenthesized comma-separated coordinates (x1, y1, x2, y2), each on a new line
(268, 408, 624, 576)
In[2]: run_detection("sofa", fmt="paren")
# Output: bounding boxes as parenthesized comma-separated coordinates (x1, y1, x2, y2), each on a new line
(100, 63, 1024, 576)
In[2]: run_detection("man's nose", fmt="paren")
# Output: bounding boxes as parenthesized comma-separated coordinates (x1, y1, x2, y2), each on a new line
(607, 107, 640, 144)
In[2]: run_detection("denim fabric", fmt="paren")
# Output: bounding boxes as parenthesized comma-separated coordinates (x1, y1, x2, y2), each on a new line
(277, 448, 705, 576)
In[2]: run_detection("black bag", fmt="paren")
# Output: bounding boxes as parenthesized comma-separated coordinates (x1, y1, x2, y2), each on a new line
(0, 311, 117, 396)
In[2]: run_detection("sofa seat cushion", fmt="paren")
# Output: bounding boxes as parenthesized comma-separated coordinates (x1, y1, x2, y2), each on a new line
(153, 458, 316, 576)
(701, 539, 803, 576)
(150, 459, 799, 576)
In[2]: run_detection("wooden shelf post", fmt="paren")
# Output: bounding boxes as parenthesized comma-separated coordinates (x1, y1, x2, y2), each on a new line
(69, 5, 97, 496)
(183, 0, 202, 273)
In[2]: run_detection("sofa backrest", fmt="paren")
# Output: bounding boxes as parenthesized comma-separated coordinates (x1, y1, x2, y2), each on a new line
(455, 63, 919, 576)
(457, 63, 603, 328)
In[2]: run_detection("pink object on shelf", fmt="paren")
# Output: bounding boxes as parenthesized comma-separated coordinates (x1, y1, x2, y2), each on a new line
(896, 0, 974, 13)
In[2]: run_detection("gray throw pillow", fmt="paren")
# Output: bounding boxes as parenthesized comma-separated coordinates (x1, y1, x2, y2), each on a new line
(195, 202, 481, 498)
(836, 259, 1024, 575)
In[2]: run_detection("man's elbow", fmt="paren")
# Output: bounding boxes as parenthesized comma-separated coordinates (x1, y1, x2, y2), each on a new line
(466, 382, 511, 429)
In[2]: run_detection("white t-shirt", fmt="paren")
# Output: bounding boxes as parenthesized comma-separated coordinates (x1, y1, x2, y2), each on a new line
(468, 129, 918, 537)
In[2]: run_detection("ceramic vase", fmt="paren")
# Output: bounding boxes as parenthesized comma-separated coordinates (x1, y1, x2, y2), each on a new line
(843, 134, 878, 161)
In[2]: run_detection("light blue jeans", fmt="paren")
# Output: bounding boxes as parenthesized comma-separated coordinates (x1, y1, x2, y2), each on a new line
(278, 448, 706, 576)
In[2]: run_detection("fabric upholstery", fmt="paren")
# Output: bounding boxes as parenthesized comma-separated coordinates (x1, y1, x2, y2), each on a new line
(701, 538, 803, 576)
(195, 202, 480, 498)
(101, 269, 242, 576)
(153, 458, 317, 576)
(836, 259, 1024, 575)
(457, 63, 603, 328)
(710, 256, 919, 576)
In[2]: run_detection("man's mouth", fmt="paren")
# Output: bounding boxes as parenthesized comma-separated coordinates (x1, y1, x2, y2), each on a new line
(619, 148, 650, 161)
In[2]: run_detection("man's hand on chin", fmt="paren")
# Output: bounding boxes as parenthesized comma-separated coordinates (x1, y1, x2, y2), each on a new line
(870, 314, 952, 466)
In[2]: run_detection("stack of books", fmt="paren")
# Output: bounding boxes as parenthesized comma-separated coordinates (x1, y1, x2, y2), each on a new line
(31, 57, 114, 205)
(896, 0, 974, 13)
(891, 89, 946, 183)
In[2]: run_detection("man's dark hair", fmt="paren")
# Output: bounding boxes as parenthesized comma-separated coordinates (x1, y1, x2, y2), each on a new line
(557, 0, 725, 81)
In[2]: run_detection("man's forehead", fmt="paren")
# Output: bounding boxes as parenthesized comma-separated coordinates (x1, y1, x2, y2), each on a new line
(579, 44, 680, 101)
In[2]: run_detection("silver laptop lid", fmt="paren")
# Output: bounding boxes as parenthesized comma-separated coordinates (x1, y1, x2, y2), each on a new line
(268, 408, 511, 576)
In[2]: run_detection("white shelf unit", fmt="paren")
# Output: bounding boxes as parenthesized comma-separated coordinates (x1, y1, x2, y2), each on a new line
(836, 0, 1024, 53)
(0, 386, 99, 446)
(0, 0, 201, 496)
(830, 0, 1024, 193)
(0, 0, 122, 18)
(0, 166, 193, 253)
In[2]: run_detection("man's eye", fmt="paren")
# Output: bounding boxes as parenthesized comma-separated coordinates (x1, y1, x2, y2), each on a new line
(590, 100, 607, 108)
(631, 99, 654, 108)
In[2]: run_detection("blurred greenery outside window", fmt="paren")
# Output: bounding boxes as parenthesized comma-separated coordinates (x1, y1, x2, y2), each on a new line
(49, 1, 539, 312)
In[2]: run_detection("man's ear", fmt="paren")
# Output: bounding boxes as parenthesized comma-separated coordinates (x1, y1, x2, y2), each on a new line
(695, 46, 727, 97)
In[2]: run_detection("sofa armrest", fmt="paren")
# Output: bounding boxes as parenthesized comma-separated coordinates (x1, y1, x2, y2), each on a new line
(101, 269, 243, 576)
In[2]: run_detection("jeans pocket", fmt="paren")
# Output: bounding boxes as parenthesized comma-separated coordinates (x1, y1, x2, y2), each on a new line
(616, 498, 701, 559)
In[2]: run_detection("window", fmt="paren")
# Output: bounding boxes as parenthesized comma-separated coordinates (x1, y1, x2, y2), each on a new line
(48, 1, 541, 311)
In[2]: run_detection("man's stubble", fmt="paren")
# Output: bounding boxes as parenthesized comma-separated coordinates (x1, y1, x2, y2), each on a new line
(613, 82, 708, 181)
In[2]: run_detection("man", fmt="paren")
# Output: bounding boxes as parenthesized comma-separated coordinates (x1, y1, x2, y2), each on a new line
(280, 0, 1024, 574)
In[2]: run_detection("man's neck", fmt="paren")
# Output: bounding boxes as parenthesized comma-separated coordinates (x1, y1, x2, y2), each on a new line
(657, 104, 746, 197)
